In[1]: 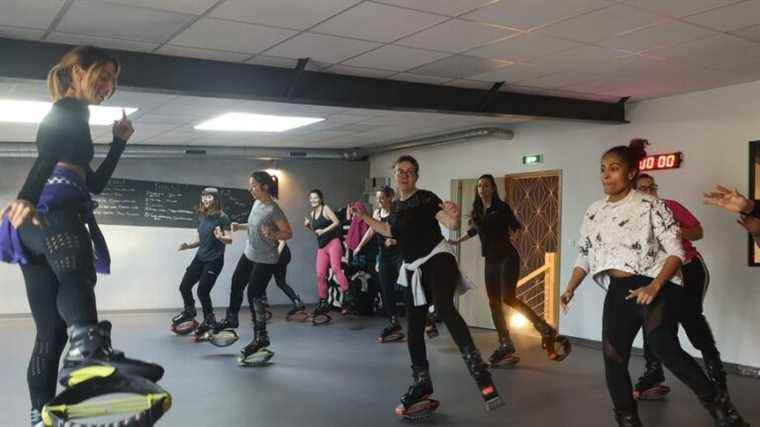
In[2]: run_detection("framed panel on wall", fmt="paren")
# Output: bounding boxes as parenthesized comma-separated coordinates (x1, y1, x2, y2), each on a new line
(749, 140, 760, 266)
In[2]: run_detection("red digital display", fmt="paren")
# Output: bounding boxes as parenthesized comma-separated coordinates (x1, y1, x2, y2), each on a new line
(639, 152, 682, 171)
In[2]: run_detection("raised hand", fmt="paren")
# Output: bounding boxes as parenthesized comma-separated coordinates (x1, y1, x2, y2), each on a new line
(113, 109, 134, 141)
(703, 185, 753, 214)
(178, 242, 190, 252)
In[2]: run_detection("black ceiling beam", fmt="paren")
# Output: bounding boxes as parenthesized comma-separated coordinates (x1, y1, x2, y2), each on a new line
(0, 37, 626, 123)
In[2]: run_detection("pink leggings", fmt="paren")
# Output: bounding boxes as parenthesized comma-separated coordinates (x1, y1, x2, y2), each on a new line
(316, 238, 349, 299)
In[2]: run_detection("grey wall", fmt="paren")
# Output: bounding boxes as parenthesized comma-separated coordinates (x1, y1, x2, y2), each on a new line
(0, 156, 369, 314)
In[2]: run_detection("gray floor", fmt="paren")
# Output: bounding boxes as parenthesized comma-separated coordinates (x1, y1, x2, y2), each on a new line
(2, 309, 758, 427)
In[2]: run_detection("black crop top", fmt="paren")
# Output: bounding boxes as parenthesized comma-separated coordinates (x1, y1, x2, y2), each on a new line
(17, 98, 127, 204)
(310, 207, 342, 249)
(466, 198, 521, 262)
(390, 189, 444, 263)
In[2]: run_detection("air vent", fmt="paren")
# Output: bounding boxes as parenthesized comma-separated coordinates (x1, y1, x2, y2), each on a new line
(185, 149, 207, 155)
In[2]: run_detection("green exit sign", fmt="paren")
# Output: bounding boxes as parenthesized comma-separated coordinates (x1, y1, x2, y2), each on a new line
(522, 154, 543, 165)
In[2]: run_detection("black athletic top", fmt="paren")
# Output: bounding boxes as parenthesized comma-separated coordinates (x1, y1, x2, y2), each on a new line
(195, 212, 231, 262)
(467, 198, 522, 263)
(310, 207, 341, 249)
(18, 98, 127, 203)
(375, 209, 400, 259)
(390, 190, 443, 263)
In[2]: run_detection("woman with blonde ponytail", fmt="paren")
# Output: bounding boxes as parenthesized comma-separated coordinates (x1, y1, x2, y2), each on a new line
(0, 46, 163, 427)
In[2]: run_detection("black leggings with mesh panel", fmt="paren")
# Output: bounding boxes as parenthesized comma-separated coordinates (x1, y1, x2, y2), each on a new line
(602, 275, 715, 412)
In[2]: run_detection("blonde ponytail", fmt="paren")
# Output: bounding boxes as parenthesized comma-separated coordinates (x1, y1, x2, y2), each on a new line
(45, 46, 120, 101)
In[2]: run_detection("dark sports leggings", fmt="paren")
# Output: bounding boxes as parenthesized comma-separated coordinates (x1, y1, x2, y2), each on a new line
(178, 256, 224, 319)
(272, 247, 299, 303)
(643, 256, 720, 366)
(484, 251, 545, 339)
(406, 253, 476, 368)
(226, 254, 276, 327)
(603, 276, 715, 412)
(18, 208, 98, 410)
(379, 252, 402, 319)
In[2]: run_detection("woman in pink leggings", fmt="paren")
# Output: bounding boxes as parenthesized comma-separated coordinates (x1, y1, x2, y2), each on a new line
(304, 189, 350, 316)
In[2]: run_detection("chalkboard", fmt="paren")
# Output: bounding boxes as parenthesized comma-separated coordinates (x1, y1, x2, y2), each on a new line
(93, 178, 252, 228)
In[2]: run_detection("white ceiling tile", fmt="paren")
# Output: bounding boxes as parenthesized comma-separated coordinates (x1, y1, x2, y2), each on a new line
(57, 0, 195, 43)
(171, 18, 297, 54)
(374, 0, 497, 17)
(408, 55, 510, 78)
(733, 24, 760, 43)
(210, 0, 361, 30)
(469, 63, 554, 82)
(0, 123, 39, 141)
(323, 64, 398, 78)
(343, 45, 450, 71)
(131, 114, 192, 126)
(624, 0, 743, 18)
(468, 33, 584, 61)
(156, 45, 251, 62)
(46, 32, 160, 52)
(150, 95, 247, 117)
(141, 130, 202, 144)
(105, 91, 174, 112)
(103, 0, 218, 15)
(397, 19, 518, 53)
(313, 2, 447, 43)
(388, 73, 451, 84)
(247, 55, 299, 69)
(518, 71, 598, 89)
(8, 81, 51, 101)
(462, 0, 612, 31)
(542, 4, 665, 43)
(126, 123, 181, 143)
(444, 79, 494, 89)
(685, 1, 760, 32)
(234, 100, 293, 115)
(527, 45, 633, 74)
(0, 0, 65, 29)
(598, 20, 717, 52)
(0, 25, 46, 41)
(264, 32, 381, 64)
(647, 34, 760, 70)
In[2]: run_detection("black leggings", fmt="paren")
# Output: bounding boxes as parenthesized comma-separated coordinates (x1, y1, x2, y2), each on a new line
(272, 248, 299, 303)
(178, 256, 224, 319)
(643, 256, 720, 366)
(226, 254, 276, 328)
(18, 208, 98, 410)
(379, 252, 402, 319)
(484, 253, 545, 339)
(603, 276, 715, 412)
(406, 253, 476, 368)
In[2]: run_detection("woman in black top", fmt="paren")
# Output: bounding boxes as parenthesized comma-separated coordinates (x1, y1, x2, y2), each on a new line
(173, 187, 232, 339)
(304, 189, 350, 316)
(704, 185, 760, 244)
(450, 174, 564, 367)
(0, 46, 162, 426)
(354, 186, 404, 342)
(354, 156, 503, 416)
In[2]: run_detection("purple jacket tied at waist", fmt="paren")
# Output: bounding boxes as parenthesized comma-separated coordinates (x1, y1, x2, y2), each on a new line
(0, 166, 111, 274)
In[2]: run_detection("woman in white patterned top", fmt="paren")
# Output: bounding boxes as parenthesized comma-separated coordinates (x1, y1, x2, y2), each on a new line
(559, 139, 748, 427)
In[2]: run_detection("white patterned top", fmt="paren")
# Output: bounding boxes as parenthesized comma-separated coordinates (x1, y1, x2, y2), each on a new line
(574, 190, 684, 290)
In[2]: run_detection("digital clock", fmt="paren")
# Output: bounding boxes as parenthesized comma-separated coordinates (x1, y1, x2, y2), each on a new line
(639, 152, 682, 171)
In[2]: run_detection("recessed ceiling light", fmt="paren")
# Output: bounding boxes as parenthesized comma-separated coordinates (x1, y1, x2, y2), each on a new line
(0, 99, 137, 126)
(194, 112, 324, 132)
